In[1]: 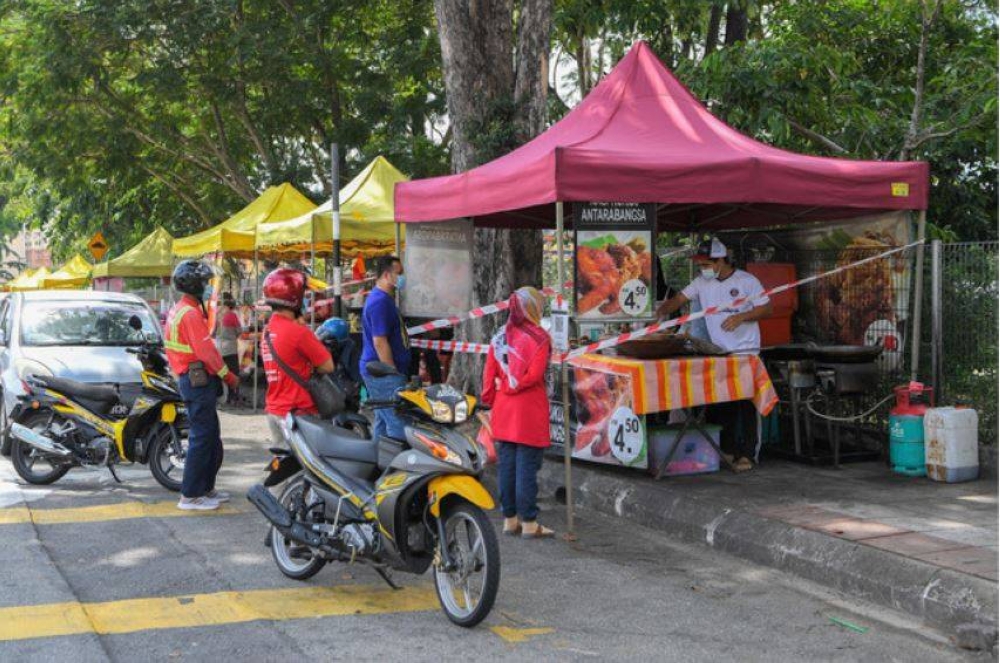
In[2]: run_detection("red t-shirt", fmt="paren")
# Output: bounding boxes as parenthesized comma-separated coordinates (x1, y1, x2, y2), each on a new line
(261, 315, 333, 416)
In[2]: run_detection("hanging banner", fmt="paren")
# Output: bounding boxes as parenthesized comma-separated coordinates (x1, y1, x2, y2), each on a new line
(569, 364, 646, 469)
(721, 211, 911, 372)
(402, 220, 473, 319)
(575, 203, 656, 321)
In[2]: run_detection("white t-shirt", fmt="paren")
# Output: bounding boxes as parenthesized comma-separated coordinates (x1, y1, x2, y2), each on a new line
(682, 269, 769, 354)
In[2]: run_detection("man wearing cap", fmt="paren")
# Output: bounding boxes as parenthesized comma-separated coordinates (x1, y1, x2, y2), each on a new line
(655, 237, 772, 472)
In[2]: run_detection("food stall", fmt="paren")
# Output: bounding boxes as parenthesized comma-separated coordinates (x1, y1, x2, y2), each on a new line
(395, 41, 930, 531)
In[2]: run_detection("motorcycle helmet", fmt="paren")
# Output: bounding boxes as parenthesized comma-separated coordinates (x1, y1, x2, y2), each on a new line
(317, 317, 350, 342)
(172, 260, 214, 299)
(263, 268, 307, 310)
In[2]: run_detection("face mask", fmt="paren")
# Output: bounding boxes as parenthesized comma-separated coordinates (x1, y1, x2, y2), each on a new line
(202, 284, 214, 300)
(700, 268, 718, 280)
(395, 274, 406, 291)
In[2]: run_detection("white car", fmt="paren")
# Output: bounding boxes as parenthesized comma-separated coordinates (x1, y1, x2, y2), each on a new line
(0, 290, 162, 456)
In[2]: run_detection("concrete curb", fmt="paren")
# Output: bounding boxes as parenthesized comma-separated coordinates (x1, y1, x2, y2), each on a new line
(536, 462, 999, 650)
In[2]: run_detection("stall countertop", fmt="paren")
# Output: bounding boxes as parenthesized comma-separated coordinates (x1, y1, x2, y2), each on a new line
(568, 352, 777, 416)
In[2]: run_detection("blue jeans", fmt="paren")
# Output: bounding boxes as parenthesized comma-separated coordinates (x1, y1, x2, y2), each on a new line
(178, 374, 224, 498)
(364, 373, 408, 440)
(497, 442, 545, 522)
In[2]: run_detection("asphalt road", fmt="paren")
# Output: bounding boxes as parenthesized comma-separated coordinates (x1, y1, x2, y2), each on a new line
(0, 409, 989, 662)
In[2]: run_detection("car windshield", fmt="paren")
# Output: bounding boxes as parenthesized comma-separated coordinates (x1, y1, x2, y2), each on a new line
(20, 300, 160, 347)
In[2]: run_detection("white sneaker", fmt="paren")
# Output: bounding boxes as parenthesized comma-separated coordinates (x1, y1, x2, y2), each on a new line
(205, 489, 230, 503)
(177, 496, 221, 511)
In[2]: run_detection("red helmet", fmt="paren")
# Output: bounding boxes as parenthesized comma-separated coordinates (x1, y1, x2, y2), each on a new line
(263, 269, 307, 309)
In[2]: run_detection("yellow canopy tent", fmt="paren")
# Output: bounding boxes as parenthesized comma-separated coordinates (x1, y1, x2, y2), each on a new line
(173, 183, 317, 258)
(93, 227, 174, 278)
(255, 157, 407, 258)
(43, 254, 92, 289)
(3, 268, 36, 292)
(8, 266, 51, 291)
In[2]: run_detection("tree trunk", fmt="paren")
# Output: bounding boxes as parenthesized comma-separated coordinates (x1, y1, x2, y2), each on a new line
(900, 0, 943, 161)
(705, 2, 723, 56)
(724, 1, 748, 46)
(433, 0, 550, 392)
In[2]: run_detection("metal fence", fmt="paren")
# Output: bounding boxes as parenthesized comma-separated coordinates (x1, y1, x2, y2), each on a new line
(920, 241, 998, 446)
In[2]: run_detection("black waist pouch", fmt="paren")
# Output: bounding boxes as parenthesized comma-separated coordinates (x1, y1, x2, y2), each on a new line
(188, 361, 210, 387)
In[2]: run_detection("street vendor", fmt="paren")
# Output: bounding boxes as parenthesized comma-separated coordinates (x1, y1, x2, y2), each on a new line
(655, 237, 772, 472)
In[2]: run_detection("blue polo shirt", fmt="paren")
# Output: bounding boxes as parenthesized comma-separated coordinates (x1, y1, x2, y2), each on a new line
(359, 288, 410, 379)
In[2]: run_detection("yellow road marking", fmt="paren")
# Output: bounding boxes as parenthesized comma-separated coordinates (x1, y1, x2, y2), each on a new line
(491, 626, 555, 643)
(0, 500, 244, 526)
(0, 585, 438, 642)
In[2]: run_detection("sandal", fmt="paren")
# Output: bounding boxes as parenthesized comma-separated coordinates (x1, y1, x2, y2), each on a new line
(521, 523, 555, 539)
(502, 517, 521, 536)
(732, 457, 754, 473)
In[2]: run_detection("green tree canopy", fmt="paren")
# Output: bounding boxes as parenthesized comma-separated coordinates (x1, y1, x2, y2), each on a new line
(0, 0, 448, 258)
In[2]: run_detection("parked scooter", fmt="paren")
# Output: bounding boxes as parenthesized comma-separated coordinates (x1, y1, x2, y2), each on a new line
(9, 316, 187, 490)
(247, 361, 499, 627)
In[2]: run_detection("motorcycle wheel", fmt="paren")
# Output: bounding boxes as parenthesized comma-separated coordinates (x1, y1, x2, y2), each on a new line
(271, 476, 326, 580)
(11, 411, 72, 485)
(147, 425, 185, 492)
(433, 502, 500, 628)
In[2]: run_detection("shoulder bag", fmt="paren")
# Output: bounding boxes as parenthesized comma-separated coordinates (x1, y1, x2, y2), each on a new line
(265, 330, 345, 419)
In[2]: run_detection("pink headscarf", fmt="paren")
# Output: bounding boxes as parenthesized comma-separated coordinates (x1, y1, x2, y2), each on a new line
(491, 287, 549, 389)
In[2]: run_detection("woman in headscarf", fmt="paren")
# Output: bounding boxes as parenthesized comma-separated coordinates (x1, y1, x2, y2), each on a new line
(481, 287, 554, 539)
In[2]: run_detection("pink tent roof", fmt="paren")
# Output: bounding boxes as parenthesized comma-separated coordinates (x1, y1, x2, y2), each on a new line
(396, 41, 928, 230)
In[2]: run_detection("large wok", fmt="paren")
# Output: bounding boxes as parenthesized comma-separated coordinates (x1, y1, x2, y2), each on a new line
(760, 342, 883, 364)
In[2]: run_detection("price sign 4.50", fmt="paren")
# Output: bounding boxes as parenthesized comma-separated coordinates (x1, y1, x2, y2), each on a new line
(608, 406, 643, 465)
(619, 279, 650, 317)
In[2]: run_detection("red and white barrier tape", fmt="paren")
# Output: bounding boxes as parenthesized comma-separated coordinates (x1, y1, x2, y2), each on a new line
(318, 276, 374, 295)
(408, 241, 921, 362)
(407, 281, 573, 336)
(309, 290, 370, 311)
(562, 240, 922, 360)
(410, 338, 490, 354)
(252, 288, 373, 313)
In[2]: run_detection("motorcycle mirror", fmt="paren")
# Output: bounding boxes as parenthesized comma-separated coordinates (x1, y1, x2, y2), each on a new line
(128, 315, 143, 331)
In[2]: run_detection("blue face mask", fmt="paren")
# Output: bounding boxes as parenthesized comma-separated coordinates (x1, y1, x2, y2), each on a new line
(202, 284, 214, 300)
(395, 274, 406, 291)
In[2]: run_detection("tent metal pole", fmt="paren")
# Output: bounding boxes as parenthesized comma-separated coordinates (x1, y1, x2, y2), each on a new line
(395, 222, 402, 260)
(310, 240, 317, 329)
(331, 143, 343, 318)
(252, 248, 260, 413)
(910, 210, 927, 381)
(556, 201, 575, 539)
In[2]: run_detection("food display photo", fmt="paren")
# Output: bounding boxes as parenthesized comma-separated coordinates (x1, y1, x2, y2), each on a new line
(571, 366, 646, 468)
(574, 202, 655, 321)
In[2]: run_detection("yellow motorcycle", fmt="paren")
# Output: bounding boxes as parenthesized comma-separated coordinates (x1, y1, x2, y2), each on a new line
(248, 361, 499, 627)
(10, 318, 187, 490)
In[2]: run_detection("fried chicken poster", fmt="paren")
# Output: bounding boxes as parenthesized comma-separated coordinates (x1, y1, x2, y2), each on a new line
(575, 203, 655, 320)
(570, 366, 647, 468)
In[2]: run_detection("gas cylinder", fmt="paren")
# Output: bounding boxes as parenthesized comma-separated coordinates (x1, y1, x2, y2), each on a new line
(888, 382, 934, 476)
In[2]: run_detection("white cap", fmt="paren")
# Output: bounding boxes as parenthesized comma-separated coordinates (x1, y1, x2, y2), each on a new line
(694, 237, 728, 260)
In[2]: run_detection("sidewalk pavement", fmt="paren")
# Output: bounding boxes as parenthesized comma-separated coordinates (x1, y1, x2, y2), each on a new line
(536, 457, 998, 650)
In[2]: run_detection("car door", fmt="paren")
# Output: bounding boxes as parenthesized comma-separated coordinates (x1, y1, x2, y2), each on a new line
(0, 295, 12, 450)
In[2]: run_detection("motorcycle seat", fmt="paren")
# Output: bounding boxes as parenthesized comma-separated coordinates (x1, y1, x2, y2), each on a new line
(31, 376, 119, 405)
(294, 415, 377, 465)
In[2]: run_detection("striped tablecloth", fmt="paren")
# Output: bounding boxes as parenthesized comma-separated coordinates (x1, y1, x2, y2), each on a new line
(568, 353, 778, 417)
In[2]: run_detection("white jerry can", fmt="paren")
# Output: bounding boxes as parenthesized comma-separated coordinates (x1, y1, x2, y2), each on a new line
(924, 407, 979, 483)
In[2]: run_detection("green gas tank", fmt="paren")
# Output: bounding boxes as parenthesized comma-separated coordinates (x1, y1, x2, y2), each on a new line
(888, 383, 933, 476)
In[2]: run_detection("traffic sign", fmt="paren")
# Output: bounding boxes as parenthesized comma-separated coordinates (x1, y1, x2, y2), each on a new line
(88, 232, 108, 261)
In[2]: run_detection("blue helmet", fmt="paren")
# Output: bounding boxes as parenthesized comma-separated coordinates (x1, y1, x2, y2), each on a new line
(317, 317, 349, 342)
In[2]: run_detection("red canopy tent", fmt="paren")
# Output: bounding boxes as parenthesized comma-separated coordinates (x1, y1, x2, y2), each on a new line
(396, 42, 933, 536)
(395, 41, 928, 229)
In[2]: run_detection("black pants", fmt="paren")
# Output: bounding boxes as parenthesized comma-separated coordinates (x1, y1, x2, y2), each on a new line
(706, 399, 758, 460)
